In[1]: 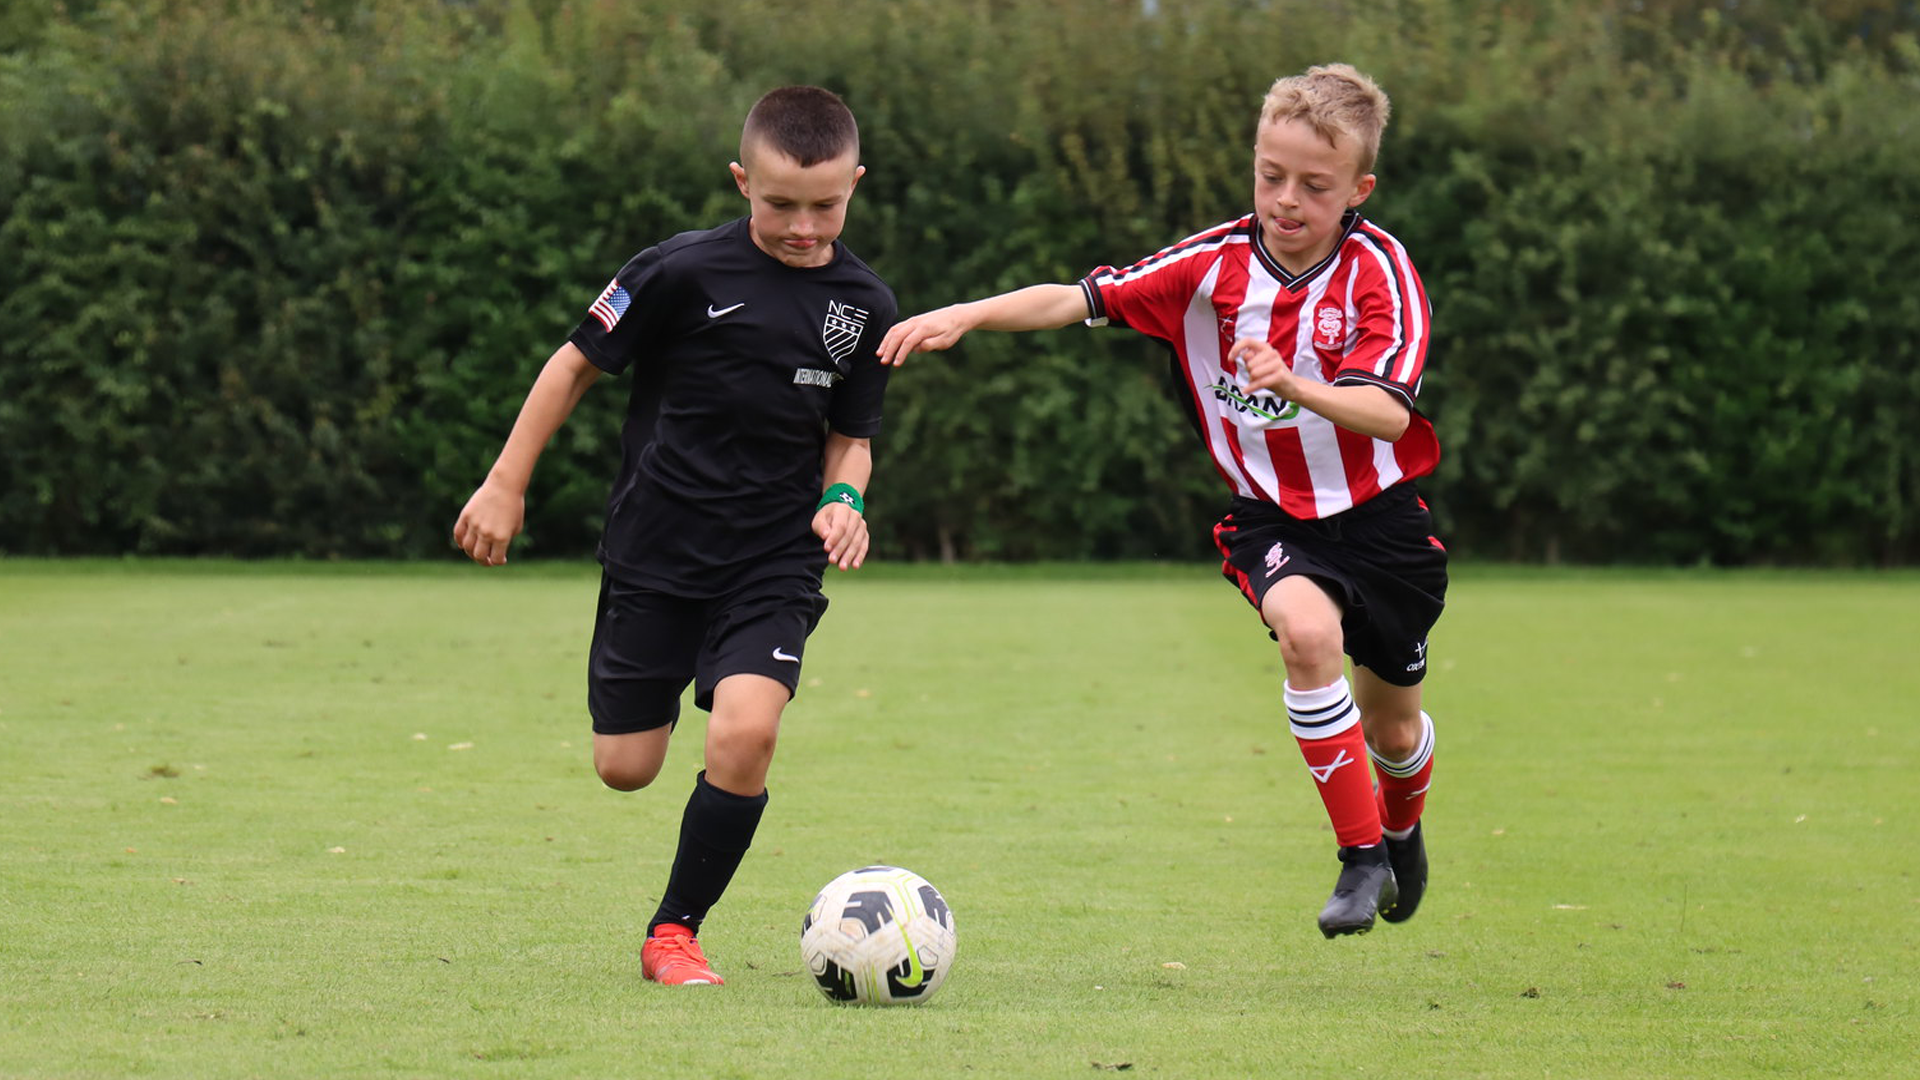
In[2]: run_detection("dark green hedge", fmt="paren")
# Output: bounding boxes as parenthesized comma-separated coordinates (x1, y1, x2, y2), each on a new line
(3, 0, 1916, 564)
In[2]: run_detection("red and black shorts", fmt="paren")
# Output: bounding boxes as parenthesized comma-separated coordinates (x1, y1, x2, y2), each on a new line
(586, 571, 829, 734)
(1213, 483, 1448, 687)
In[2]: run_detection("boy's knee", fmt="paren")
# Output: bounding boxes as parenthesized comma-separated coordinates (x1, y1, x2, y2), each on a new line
(592, 727, 670, 791)
(1363, 707, 1425, 762)
(1275, 621, 1343, 675)
(709, 723, 778, 768)
(594, 756, 662, 792)
(1367, 726, 1419, 763)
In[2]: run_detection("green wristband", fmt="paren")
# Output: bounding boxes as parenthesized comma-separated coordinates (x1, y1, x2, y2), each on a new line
(817, 482, 864, 515)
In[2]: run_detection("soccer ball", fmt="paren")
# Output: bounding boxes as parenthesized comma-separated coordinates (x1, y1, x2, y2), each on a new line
(800, 865, 956, 1005)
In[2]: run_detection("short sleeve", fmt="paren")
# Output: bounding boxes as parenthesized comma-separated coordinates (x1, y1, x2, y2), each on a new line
(826, 291, 897, 438)
(1079, 222, 1241, 342)
(1330, 231, 1432, 408)
(566, 245, 680, 376)
(1079, 252, 1197, 342)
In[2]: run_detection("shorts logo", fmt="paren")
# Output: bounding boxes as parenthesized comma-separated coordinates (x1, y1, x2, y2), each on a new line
(1314, 305, 1345, 349)
(772, 647, 800, 663)
(1264, 542, 1291, 577)
(822, 301, 869, 365)
(1405, 638, 1428, 674)
(793, 368, 841, 388)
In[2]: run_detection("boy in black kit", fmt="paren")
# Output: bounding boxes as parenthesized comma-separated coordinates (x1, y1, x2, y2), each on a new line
(454, 86, 895, 986)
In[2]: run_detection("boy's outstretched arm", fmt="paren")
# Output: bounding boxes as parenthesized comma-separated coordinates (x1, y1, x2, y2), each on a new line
(876, 284, 1089, 367)
(453, 341, 602, 566)
(815, 432, 872, 572)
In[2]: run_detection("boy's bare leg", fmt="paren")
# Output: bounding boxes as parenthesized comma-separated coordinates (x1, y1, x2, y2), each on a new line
(588, 672, 787, 796)
(1263, 576, 1345, 688)
(704, 674, 788, 796)
(1352, 668, 1423, 763)
(593, 728, 672, 791)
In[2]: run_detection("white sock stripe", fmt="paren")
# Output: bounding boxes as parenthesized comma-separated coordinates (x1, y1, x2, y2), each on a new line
(1282, 678, 1352, 710)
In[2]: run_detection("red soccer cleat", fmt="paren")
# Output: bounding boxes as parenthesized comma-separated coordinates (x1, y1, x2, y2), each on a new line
(642, 923, 725, 986)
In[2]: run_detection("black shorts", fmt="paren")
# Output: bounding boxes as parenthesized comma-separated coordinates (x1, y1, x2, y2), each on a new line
(586, 571, 829, 735)
(1212, 484, 1448, 687)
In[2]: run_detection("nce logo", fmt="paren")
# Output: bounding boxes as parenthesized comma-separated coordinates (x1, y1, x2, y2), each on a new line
(1207, 380, 1300, 424)
(821, 300, 869, 365)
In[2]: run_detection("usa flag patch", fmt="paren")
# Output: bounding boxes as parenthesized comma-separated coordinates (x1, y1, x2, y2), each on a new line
(588, 279, 631, 331)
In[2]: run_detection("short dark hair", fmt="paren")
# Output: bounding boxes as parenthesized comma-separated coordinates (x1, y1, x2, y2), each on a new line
(740, 86, 859, 168)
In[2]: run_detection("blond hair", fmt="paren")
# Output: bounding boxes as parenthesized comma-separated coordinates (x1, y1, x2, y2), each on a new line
(1260, 64, 1391, 174)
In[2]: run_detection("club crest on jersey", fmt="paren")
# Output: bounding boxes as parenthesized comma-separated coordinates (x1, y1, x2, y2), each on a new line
(1314, 305, 1346, 350)
(822, 301, 869, 365)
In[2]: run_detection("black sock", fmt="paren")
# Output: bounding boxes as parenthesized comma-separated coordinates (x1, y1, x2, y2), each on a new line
(648, 770, 768, 937)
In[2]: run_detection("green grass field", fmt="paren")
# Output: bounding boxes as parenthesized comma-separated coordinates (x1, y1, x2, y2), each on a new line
(2, 560, 1915, 1079)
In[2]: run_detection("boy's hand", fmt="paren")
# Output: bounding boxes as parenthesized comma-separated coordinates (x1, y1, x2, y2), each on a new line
(1229, 337, 1300, 397)
(453, 481, 525, 567)
(812, 502, 869, 571)
(877, 306, 974, 367)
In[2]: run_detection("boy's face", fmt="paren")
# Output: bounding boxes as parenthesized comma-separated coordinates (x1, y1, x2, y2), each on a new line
(1251, 117, 1376, 274)
(730, 142, 865, 269)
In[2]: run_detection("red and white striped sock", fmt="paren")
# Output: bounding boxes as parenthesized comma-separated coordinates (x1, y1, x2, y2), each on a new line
(1371, 710, 1435, 838)
(1283, 678, 1381, 849)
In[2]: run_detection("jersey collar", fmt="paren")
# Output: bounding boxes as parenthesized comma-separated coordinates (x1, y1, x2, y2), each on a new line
(1248, 209, 1362, 290)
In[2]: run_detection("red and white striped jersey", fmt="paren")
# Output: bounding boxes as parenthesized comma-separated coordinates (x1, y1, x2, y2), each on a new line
(1081, 211, 1438, 519)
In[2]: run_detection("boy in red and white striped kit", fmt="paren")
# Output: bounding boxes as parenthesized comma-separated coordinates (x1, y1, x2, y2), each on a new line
(878, 64, 1443, 938)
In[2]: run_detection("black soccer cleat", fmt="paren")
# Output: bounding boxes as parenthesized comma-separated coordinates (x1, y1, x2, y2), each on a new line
(1317, 843, 1398, 939)
(1381, 821, 1428, 924)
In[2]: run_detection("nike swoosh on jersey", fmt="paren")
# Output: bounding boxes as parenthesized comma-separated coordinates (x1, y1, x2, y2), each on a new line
(771, 647, 800, 663)
(706, 302, 746, 319)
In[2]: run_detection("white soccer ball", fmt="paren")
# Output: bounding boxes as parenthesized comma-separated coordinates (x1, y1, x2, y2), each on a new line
(800, 865, 956, 1005)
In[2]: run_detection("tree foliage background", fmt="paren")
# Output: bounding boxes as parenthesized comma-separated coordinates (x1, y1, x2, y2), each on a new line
(3, 0, 1916, 564)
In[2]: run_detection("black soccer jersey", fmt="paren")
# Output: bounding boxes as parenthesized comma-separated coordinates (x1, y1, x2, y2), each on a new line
(567, 217, 896, 596)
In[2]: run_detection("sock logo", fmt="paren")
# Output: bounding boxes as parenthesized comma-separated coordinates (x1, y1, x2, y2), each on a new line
(1307, 749, 1355, 784)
